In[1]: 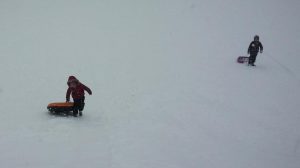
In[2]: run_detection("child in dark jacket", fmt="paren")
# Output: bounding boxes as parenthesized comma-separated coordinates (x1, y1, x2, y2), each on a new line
(66, 76, 92, 117)
(248, 35, 263, 66)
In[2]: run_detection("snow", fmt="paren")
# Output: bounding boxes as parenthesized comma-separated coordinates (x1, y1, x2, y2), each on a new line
(0, 0, 300, 168)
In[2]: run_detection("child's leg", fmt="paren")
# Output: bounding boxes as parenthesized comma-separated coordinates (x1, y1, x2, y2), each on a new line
(249, 54, 254, 64)
(249, 53, 258, 65)
(79, 97, 85, 116)
(252, 54, 257, 64)
(73, 99, 81, 116)
(79, 96, 85, 111)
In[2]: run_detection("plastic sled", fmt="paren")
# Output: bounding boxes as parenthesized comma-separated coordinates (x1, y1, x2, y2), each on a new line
(237, 56, 249, 63)
(47, 102, 74, 115)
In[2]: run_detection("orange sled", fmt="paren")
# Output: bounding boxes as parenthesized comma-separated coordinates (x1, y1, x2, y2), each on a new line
(47, 102, 74, 114)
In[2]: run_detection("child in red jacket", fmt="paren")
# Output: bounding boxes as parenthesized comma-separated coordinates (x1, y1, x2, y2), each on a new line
(66, 76, 92, 117)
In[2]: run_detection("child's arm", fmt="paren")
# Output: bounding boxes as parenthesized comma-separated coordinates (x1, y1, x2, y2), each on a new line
(247, 42, 253, 54)
(83, 84, 92, 95)
(66, 88, 72, 102)
(259, 42, 263, 53)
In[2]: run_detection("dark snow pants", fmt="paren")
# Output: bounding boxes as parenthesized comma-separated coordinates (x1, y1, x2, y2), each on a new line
(73, 96, 85, 115)
(249, 52, 258, 64)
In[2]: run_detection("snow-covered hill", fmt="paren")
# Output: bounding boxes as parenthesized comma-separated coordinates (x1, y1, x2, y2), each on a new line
(0, 0, 300, 168)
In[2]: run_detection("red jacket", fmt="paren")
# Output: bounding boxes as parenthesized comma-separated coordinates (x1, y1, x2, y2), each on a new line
(66, 76, 92, 101)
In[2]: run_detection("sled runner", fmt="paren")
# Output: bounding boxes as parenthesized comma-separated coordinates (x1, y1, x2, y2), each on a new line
(237, 56, 249, 63)
(47, 102, 74, 114)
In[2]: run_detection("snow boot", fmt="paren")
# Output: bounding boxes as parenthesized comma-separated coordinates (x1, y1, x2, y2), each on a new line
(73, 111, 78, 117)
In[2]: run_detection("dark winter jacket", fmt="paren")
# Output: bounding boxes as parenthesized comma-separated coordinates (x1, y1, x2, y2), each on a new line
(248, 41, 263, 54)
(66, 76, 92, 101)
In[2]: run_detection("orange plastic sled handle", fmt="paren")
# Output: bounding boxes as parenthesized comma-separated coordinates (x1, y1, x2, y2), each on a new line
(47, 102, 74, 108)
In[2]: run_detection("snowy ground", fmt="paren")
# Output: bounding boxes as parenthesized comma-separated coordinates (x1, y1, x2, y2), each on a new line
(0, 0, 300, 168)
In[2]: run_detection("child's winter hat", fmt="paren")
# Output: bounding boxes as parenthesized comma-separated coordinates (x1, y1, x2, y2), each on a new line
(67, 76, 79, 85)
